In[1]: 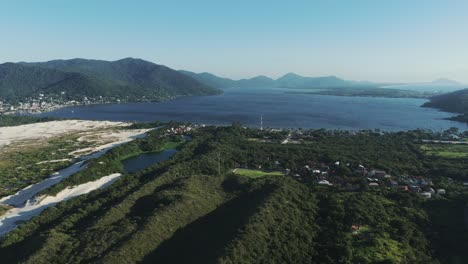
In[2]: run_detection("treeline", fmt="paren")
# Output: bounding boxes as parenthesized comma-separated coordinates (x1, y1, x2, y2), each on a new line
(0, 115, 60, 127)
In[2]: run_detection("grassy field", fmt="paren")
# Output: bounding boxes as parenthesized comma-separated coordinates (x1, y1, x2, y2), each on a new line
(233, 168, 284, 178)
(163, 141, 183, 149)
(420, 144, 468, 158)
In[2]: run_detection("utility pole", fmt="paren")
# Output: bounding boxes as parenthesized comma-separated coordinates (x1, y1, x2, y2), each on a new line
(218, 152, 221, 176)
(260, 114, 263, 131)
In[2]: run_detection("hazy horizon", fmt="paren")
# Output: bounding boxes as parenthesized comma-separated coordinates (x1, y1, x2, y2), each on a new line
(1, 0, 467, 83)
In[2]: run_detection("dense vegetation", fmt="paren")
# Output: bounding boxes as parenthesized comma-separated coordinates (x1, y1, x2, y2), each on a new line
(0, 125, 467, 263)
(0, 133, 93, 197)
(0, 58, 220, 103)
(0, 115, 60, 127)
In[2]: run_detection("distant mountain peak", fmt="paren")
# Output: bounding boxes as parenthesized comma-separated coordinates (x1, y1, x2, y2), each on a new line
(250, 75, 274, 81)
(431, 78, 461, 85)
(279, 72, 303, 79)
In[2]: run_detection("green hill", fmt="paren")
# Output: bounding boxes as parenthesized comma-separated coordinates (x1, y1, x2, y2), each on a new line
(423, 88, 468, 123)
(423, 88, 468, 113)
(0, 58, 220, 103)
(1, 125, 467, 263)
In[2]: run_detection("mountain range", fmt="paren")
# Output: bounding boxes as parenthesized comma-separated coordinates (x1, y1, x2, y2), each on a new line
(0, 58, 220, 103)
(179, 70, 378, 89)
(1, 57, 465, 105)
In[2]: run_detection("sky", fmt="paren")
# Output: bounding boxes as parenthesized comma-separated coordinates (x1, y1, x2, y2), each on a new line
(1, 0, 467, 83)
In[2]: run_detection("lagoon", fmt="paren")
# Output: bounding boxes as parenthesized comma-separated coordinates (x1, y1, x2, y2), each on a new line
(40, 88, 467, 131)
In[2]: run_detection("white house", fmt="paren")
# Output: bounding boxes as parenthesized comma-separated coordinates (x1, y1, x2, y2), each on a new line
(421, 192, 432, 199)
(318, 180, 331, 185)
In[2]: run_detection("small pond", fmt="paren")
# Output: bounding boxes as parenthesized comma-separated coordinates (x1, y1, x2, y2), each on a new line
(122, 149, 178, 173)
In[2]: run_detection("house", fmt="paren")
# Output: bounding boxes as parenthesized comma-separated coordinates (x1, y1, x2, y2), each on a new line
(351, 224, 361, 234)
(420, 179, 429, 186)
(437, 189, 446, 195)
(390, 180, 398, 187)
(421, 192, 432, 199)
(318, 180, 331, 185)
(463, 182, 468, 187)
(369, 182, 379, 188)
(398, 185, 409, 192)
(410, 185, 420, 193)
(374, 170, 386, 178)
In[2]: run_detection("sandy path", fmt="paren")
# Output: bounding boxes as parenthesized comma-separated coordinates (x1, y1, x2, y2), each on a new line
(0, 173, 122, 236)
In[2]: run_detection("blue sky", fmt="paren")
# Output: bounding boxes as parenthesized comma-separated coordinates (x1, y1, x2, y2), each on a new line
(1, 0, 467, 82)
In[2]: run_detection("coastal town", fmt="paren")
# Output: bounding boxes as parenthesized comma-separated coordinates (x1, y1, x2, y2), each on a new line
(0, 94, 97, 114)
(0, 93, 174, 115)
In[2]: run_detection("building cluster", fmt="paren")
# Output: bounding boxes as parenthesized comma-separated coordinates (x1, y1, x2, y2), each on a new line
(164, 125, 197, 136)
(0, 94, 82, 114)
(276, 161, 449, 198)
(0, 92, 166, 115)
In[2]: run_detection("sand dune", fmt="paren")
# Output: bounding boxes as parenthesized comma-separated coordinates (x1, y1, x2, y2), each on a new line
(0, 173, 122, 236)
(0, 120, 157, 236)
(0, 120, 129, 147)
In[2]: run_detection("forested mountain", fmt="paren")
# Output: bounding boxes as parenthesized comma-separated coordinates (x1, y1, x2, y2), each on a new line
(0, 58, 220, 103)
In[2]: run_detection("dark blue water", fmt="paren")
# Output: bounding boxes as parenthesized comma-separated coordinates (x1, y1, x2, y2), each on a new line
(40, 88, 467, 131)
(122, 149, 178, 173)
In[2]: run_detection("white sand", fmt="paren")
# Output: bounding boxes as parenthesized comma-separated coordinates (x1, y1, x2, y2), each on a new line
(0, 126, 150, 207)
(0, 160, 86, 207)
(0, 120, 156, 236)
(68, 128, 151, 157)
(0, 120, 129, 147)
(0, 173, 122, 236)
(36, 158, 71, 165)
